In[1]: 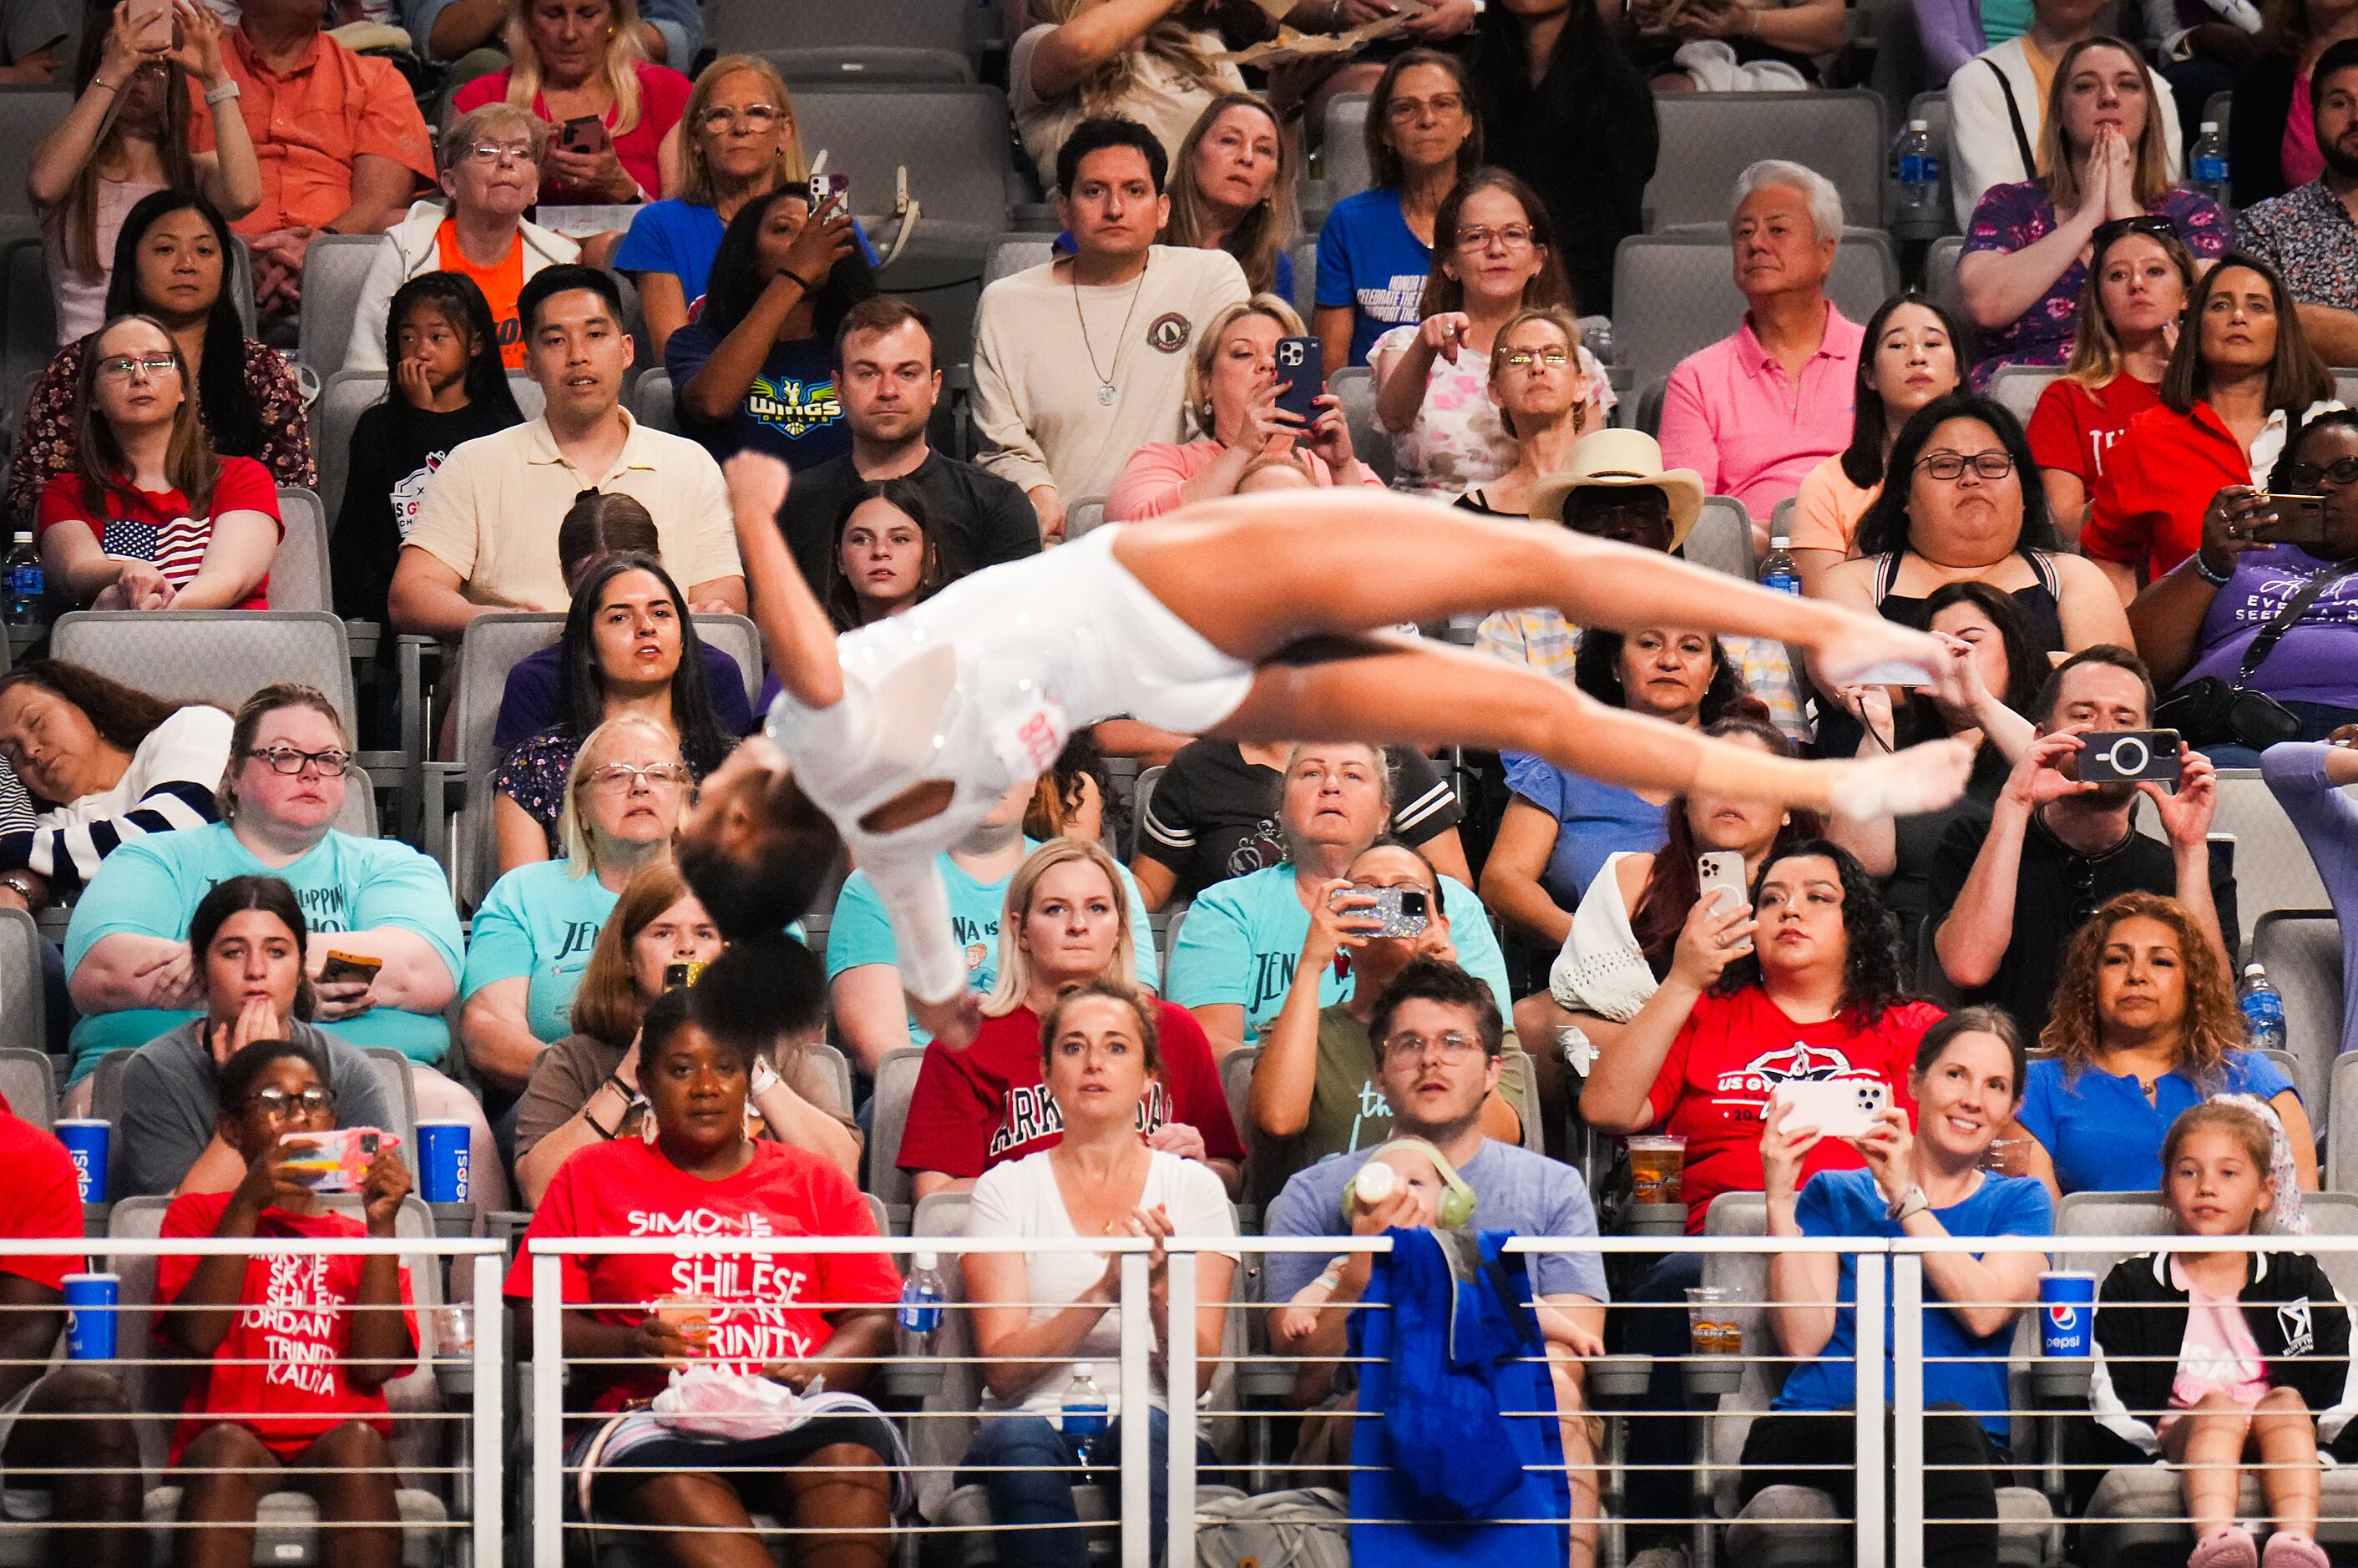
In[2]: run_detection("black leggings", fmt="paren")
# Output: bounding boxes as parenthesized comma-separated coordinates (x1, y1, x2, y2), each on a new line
(1737, 1404, 2007, 1568)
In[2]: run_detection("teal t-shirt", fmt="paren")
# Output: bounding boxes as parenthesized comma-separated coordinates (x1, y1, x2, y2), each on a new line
(459, 859, 620, 1044)
(1163, 864, 1513, 1046)
(824, 839, 1157, 1044)
(62, 822, 468, 1078)
(1980, 0, 2033, 47)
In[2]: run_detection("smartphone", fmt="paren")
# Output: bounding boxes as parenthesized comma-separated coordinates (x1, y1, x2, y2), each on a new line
(663, 960, 707, 991)
(1698, 851, 1752, 954)
(2250, 493, 2330, 547)
(126, 0, 172, 51)
(279, 1128, 397, 1194)
(1343, 883, 1429, 938)
(1273, 336, 1323, 428)
(559, 114, 610, 156)
(1773, 1079, 1890, 1141)
(317, 950, 383, 987)
(807, 172, 849, 214)
(2078, 729, 2183, 789)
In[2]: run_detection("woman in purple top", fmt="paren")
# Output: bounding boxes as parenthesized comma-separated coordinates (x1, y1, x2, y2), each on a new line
(1958, 37, 2229, 388)
(2264, 736, 2358, 1062)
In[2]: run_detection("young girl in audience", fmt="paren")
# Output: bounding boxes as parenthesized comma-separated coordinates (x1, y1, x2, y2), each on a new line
(1272, 1137, 1470, 1343)
(333, 272, 526, 627)
(2091, 1102, 2355, 1568)
(822, 479, 944, 630)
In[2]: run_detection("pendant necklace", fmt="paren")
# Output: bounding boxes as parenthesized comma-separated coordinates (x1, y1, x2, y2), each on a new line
(1073, 253, 1150, 407)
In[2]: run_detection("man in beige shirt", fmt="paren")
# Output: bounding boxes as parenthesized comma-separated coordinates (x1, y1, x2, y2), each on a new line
(391, 265, 746, 640)
(972, 115, 1249, 541)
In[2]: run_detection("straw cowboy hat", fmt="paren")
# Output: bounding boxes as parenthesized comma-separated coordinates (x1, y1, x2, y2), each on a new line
(1529, 428, 1707, 551)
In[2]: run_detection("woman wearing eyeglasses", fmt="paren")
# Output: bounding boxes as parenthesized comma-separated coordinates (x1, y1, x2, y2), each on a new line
(492, 551, 737, 873)
(35, 311, 281, 612)
(2087, 252, 2339, 597)
(343, 103, 579, 376)
(1455, 306, 1602, 519)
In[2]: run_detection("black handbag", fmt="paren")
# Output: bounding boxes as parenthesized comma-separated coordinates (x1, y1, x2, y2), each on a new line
(2154, 559, 2358, 748)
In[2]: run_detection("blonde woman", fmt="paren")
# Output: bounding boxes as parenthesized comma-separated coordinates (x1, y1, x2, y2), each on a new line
(1161, 93, 1298, 298)
(450, 0, 692, 208)
(1455, 306, 1596, 520)
(615, 53, 831, 356)
(1011, 0, 1246, 186)
(1105, 295, 1384, 520)
(898, 837, 1244, 1200)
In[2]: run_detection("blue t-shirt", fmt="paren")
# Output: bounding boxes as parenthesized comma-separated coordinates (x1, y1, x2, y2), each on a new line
(614, 200, 878, 315)
(459, 858, 621, 1044)
(2016, 1051, 2298, 1196)
(1502, 751, 1668, 909)
(1773, 1168, 2052, 1443)
(1314, 188, 1433, 367)
(61, 822, 468, 1076)
(665, 324, 851, 473)
(824, 840, 1158, 1044)
(1264, 1140, 1611, 1306)
(1164, 863, 1514, 1047)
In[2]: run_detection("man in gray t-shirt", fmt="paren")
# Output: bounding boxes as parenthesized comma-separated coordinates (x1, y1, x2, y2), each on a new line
(119, 1020, 397, 1197)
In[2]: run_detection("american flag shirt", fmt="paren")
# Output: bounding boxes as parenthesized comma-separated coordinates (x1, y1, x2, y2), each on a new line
(35, 457, 281, 609)
(99, 510, 211, 589)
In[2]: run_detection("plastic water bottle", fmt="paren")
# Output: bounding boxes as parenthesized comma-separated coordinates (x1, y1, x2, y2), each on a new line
(3, 531, 41, 627)
(2192, 121, 2231, 208)
(2239, 963, 2287, 1051)
(1893, 119, 1941, 220)
(896, 1252, 944, 1355)
(1060, 1363, 1110, 1475)
(1761, 533, 1801, 596)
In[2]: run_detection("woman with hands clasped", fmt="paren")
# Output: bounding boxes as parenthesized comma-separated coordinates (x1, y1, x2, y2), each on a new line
(1106, 296, 1386, 520)
(1750, 1008, 2054, 1568)
(959, 980, 1237, 1568)
(161, 1038, 416, 1568)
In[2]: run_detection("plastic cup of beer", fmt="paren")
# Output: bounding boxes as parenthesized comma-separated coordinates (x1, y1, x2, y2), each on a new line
(1628, 1135, 1687, 1206)
(1685, 1286, 1741, 1356)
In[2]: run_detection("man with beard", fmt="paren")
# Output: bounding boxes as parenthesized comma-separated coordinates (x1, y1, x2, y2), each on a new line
(1928, 646, 2237, 1037)
(2238, 38, 2358, 366)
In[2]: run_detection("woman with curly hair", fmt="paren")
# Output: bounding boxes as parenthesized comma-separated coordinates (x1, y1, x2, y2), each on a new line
(2006, 890, 2315, 1200)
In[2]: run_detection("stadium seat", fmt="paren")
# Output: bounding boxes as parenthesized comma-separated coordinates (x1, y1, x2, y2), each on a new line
(0, 90, 73, 220)
(0, 908, 44, 1061)
(269, 488, 333, 614)
(2210, 771, 2330, 923)
(1610, 229, 1900, 405)
(2251, 909, 2342, 1123)
(1328, 365, 1394, 487)
(1685, 498, 1758, 581)
(805, 1042, 855, 1125)
(362, 1047, 421, 1151)
(296, 233, 392, 377)
(629, 366, 676, 434)
(2204, 89, 2233, 139)
(867, 1046, 927, 1233)
(1218, 1046, 1268, 1228)
(1290, 233, 1318, 325)
(1065, 497, 1106, 540)
(757, 46, 975, 84)
(1, 236, 53, 421)
(2330, 1049, 2358, 1191)
(312, 371, 386, 524)
(1320, 93, 1374, 213)
(983, 232, 1054, 292)
(1926, 235, 1966, 328)
(0, 1045, 53, 1131)
(1905, 89, 1960, 237)
(793, 86, 1019, 243)
(1987, 367, 2057, 433)
(707, 0, 979, 57)
(1643, 92, 1886, 233)
(2054, 1190, 2358, 1561)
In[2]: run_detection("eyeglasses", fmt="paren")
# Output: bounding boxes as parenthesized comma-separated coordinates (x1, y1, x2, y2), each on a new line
(1498, 346, 1573, 371)
(2288, 458, 2358, 488)
(584, 761, 691, 794)
(1917, 450, 2016, 482)
(245, 746, 354, 777)
(461, 142, 536, 166)
(242, 1087, 334, 1119)
(1385, 93, 1465, 121)
(1455, 224, 1534, 253)
(2092, 215, 2175, 249)
(699, 104, 782, 132)
(1379, 1030, 1487, 1065)
(97, 354, 178, 381)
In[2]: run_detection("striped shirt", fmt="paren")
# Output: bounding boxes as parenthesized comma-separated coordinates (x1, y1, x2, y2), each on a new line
(0, 706, 232, 892)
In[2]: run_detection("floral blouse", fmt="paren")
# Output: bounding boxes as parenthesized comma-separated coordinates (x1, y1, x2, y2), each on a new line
(494, 726, 735, 857)
(1369, 325, 1617, 498)
(1961, 181, 2228, 388)
(5, 337, 316, 523)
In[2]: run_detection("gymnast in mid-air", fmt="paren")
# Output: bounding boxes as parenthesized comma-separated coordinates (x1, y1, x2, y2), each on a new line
(681, 453, 1972, 1046)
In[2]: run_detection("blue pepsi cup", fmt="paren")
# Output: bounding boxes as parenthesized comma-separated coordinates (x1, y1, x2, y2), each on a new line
(53, 1119, 108, 1204)
(415, 1120, 469, 1203)
(2039, 1270, 2097, 1357)
(63, 1272, 117, 1360)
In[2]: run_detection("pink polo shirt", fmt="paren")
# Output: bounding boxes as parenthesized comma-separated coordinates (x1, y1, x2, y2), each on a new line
(1657, 302, 1865, 523)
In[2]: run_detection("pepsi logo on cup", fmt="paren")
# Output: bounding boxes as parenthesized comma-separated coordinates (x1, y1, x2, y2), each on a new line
(2039, 1271, 2096, 1357)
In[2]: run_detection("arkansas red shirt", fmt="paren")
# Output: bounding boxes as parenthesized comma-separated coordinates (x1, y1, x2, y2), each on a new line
(1642, 987, 1942, 1234)
(35, 456, 283, 609)
(503, 1138, 903, 1411)
(0, 1090, 81, 1291)
(156, 1191, 417, 1461)
(2026, 372, 2161, 488)
(895, 999, 1246, 1177)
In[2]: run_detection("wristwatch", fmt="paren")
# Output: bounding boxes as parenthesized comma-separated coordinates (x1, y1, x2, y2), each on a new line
(1888, 1184, 1931, 1223)
(750, 1056, 782, 1099)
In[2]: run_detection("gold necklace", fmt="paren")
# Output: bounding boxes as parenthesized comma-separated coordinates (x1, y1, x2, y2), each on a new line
(1071, 253, 1151, 407)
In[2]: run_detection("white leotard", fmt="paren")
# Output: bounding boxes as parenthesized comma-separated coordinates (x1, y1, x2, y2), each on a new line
(767, 525, 1254, 1003)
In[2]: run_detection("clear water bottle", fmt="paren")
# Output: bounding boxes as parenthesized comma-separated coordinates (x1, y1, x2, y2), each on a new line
(2192, 121, 2231, 208)
(1761, 533, 1801, 596)
(896, 1252, 944, 1355)
(1060, 1363, 1110, 1476)
(3, 531, 41, 627)
(2239, 963, 2287, 1051)
(1892, 118, 1941, 220)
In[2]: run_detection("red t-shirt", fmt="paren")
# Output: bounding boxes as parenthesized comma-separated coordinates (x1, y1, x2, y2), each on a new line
(1642, 988, 1942, 1235)
(0, 1091, 81, 1292)
(35, 456, 283, 609)
(2082, 401, 2251, 582)
(2026, 372, 2162, 488)
(502, 1138, 903, 1411)
(452, 62, 694, 207)
(156, 1191, 417, 1462)
(895, 999, 1247, 1177)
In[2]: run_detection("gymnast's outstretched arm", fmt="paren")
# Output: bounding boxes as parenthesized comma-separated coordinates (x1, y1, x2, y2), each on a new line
(721, 453, 844, 711)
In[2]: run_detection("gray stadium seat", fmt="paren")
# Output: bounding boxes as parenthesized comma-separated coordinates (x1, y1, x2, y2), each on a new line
(793, 85, 1018, 242)
(2251, 908, 2342, 1125)
(1906, 89, 1960, 236)
(312, 370, 385, 524)
(867, 1045, 927, 1232)
(362, 1046, 420, 1150)
(269, 488, 331, 613)
(708, 0, 979, 55)
(0, 90, 73, 220)
(296, 232, 391, 377)
(630, 366, 676, 433)
(0, 1045, 53, 1130)
(1321, 92, 1374, 210)
(2204, 89, 2232, 139)
(1065, 496, 1106, 540)
(2330, 1049, 2358, 1191)
(2211, 770, 2330, 922)
(1987, 367, 2058, 433)
(1926, 235, 1966, 328)
(984, 232, 1053, 291)
(1643, 91, 1887, 233)
(1290, 233, 1318, 323)
(2, 235, 53, 420)
(1610, 229, 1900, 405)
(1685, 497, 1758, 581)
(1328, 365, 1394, 487)
(757, 46, 975, 83)
(0, 907, 44, 1060)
